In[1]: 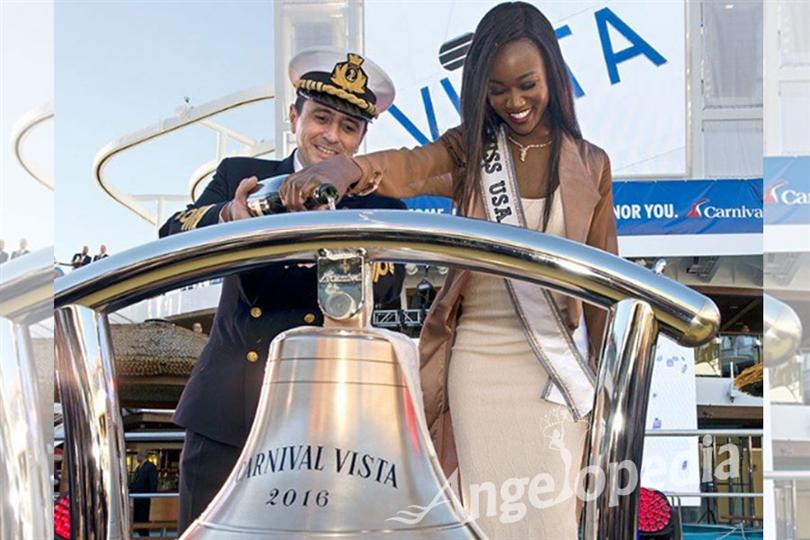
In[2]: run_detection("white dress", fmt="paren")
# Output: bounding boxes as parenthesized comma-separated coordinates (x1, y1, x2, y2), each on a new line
(448, 193, 590, 539)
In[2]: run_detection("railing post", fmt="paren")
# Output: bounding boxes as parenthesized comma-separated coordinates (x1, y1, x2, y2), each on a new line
(55, 305, 131, 540)
(581, 299, 659, 540)
(0, 317, 52, 538)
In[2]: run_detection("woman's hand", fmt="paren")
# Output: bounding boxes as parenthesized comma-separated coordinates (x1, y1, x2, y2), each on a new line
(280, 155, 363, 211)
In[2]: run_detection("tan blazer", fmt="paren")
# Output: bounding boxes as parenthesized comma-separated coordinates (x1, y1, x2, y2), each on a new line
(354, 128, 618, 475)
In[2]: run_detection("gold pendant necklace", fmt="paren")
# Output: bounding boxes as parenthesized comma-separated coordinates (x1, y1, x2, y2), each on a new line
(508, 135, 552, 162)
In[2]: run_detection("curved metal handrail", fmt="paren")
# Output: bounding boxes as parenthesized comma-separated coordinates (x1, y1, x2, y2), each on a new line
(56, 210, 718, 346)
(54, 211, 720, 540)
(0, 248, 55, 324)
(188, 139, 276, 202)
(92, 85, 274, 225)
(10, 101, 54, 191)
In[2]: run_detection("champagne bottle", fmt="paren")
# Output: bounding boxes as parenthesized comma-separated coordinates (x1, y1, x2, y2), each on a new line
(246, 174, 338, 217)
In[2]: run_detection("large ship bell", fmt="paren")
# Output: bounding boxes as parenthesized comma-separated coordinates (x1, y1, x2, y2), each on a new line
(182, 250, 484, 539)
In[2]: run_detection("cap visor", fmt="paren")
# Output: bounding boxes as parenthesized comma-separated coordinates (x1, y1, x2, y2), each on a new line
(299, 90, 372, 122)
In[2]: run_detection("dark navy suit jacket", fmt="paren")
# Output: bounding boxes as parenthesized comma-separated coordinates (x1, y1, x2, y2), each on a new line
(159, 154, 406, 447)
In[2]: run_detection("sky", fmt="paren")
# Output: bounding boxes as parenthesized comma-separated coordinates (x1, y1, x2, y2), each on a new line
(1, 1, 54, 255)
(53, 1, 274, 264)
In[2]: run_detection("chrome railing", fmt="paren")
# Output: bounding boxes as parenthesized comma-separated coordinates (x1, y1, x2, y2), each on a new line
(93, 86, 275, 226)
(54, 428, 764, 445)
(0, 250, 54, 539)
(646, 429, 765, 530)
(55, 210, 719, 540)
(762, 295, 806, 539)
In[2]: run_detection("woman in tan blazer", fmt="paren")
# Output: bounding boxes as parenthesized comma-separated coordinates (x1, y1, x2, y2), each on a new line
(283, 2, 618, 537)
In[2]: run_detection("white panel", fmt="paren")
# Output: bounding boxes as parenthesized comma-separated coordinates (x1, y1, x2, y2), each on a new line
(770, 404, 810, 441)
(696, 376, 763, 407)
(642, 336, 701, 506)
(765, 224, 810, 253)
(778, 0, 810, 67)
(702, 119, 763, 177)
(778, 80, 810, 155)
(619, 233, 762, 257)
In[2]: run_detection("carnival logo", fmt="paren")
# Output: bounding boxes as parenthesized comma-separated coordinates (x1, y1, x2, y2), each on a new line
(764, 179, 810, 205)
(764, 180, 787, 204)
(686, 198, 709, 218)
(686, 198, 762, 219)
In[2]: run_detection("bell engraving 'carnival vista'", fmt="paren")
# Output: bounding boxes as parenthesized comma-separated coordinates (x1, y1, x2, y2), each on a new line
(181, 250, 484, 539)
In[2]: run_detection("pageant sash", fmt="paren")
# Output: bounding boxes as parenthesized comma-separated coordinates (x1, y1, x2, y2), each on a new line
(478, 127, 596, 421)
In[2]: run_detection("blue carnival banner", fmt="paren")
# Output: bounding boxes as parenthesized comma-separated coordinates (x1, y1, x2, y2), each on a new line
(764, 156, 810, 226)
(406, 178, 764, 236)
(403, 195, 454, 215)
(612, 179, 762, 236)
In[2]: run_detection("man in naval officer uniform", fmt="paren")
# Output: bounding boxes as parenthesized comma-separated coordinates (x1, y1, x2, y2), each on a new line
(159, 48, 406, 532)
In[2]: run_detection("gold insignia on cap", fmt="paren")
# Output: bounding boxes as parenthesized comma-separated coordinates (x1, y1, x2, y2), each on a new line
(331, 53, 368, 95)
(295, 79, 378, 117)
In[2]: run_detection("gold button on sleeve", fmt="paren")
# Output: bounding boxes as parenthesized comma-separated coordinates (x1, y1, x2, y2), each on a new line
(250, 307, 262, 319)
(304, 313, 316, 324)
(246, 351, 259, 363)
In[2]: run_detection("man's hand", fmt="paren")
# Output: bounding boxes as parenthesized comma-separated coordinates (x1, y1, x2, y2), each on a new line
(221, 176, 259, 222)
(280, 155, 362, 212)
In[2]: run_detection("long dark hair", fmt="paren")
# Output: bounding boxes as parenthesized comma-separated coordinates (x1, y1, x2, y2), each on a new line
(457, 2, 581, 230)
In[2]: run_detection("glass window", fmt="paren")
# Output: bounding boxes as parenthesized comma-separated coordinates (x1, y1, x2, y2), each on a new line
(778, 80, 810, 155)
(695, 333, 763, 378)
(769, 352, 808, 405)
(293, 21, 339, 52)
(702, 119, 763, 178)
(804, 352, 810, 405)
(702, 0, 763, 108)
(720, 333, 761, 377)
(695, 338, 722, 376)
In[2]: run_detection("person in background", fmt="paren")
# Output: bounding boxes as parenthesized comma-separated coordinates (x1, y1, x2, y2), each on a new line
(129, 450, 158, 536)
(93, 244, 109, 261)
(11, 238, 30, 259)
(159, 48, 406, 532)
(71, 245, 91, 269)
(0, 240, 8, 264)
(733, 323, 757, 364)
(411, 276, 437, 319)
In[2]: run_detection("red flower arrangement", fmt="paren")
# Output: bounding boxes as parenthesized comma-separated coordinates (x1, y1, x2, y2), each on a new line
(54, 495, 71, 539)
(638, 487, 672, 535)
